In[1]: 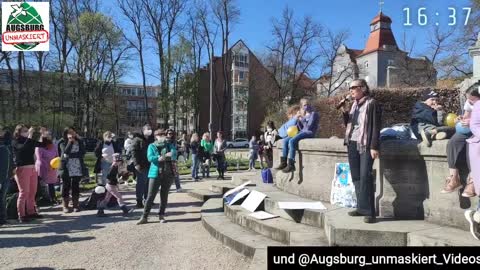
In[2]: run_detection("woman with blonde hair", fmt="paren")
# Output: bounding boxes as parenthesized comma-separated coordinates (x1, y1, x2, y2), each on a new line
(200, 132, 213, 178)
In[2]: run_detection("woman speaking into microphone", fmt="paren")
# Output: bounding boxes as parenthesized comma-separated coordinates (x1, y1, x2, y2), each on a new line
(338, 79, 382, 223)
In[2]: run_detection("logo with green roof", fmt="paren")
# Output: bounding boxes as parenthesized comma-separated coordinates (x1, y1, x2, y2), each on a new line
(2, 2, 50, 51)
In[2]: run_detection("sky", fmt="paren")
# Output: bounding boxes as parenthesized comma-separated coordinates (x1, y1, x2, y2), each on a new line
(104, 0, 473, 85)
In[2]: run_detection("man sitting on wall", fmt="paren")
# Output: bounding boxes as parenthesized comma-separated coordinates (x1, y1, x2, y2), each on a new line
(410, 89, 454, 147)
(276, 98, 320, 173)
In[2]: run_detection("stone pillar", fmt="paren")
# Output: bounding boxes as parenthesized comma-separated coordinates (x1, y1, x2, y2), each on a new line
(468, 33, 480, 80)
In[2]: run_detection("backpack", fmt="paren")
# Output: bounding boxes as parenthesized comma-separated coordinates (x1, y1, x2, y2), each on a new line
(261, 168, 273, 184)
(80, 189, 118, 210)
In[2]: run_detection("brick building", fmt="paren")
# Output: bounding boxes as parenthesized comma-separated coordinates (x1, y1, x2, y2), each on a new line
(198, 40, 281, 139)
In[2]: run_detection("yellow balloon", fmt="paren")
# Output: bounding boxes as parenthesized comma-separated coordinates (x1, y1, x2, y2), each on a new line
(287, 126, 299, 138)
(50, 157, 61, 170)
(444, 113, 457, 128)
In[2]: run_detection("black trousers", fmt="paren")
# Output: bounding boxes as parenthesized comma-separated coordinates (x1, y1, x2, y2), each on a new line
(142, 167, 174, 217)
(347, 143, 375, 217)
(62, 176, 81, 198)
(447, 132, 471, 170)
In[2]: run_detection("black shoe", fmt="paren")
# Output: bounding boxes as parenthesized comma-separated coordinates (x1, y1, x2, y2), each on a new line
(121, 205, 131, 216)
(97, 209, 107, 217)
(136, 201, 144, 209)
(275, 157, 288, 170)
(282, 159, 296, 173)
(364, 216, 377, 223)
(348, 211, 365, 217)
(27, 213, 44, 219)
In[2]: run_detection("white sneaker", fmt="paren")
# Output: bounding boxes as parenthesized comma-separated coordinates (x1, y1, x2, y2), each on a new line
(176, 188, 183, 193)
(159, 215, 166, 223)
(465, 210, 480, 240)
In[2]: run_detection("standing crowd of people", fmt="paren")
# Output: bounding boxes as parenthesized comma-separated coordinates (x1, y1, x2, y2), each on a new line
(0, 122, 238, 225)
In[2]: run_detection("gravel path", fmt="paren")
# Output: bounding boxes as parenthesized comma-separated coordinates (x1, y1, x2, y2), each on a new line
(0, 176, 251, 270)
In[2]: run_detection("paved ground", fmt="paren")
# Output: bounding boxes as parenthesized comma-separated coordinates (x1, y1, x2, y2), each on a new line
(0, 175, 251, 270)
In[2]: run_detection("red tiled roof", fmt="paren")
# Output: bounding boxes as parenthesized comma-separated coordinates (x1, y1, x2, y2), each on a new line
(358, 13, 397, 57)
(370, 12, 392, 25)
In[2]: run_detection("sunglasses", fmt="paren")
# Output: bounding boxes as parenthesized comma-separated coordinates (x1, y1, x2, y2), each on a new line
(349, 85, 362, 90)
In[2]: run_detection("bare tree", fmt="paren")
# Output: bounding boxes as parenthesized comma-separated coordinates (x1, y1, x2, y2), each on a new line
(317, 28, 351, 97)
(212, 0, 240, 132)
(266, 6, 294, 99)
(118, 0, 151, 126)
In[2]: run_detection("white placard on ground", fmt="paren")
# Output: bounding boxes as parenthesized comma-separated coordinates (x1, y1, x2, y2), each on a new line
(241, 190, 267, 212)
(227, 189, 251, 206)
(277, 201, 327, 210)
(249, 211, 278, 220)
(223, 181, 252, 198)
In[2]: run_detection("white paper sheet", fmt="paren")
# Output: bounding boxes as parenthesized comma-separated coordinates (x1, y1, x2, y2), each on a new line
(223, 181, 252, 198)
(277, 201, 327, 210)
(249, 211, 278, 220)
(241, 190, 267, 212)
(227, 189, 251, 205)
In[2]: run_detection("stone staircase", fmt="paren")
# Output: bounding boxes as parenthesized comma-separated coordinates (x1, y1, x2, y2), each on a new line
(189, 172, 480, 270)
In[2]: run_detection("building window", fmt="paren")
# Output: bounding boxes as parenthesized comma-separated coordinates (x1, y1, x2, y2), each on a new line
(388, 59, 395, 66)
(239, 71, 244, 80)
(364, 61, 369, 69)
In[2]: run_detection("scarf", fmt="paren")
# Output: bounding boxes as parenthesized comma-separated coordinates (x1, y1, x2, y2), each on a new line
(345, 96, 372, 154)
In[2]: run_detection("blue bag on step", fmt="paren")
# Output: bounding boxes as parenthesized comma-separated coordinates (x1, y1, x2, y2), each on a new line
(261, 168, 273, 184)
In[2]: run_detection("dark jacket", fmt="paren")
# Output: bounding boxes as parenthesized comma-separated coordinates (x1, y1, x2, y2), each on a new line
(410, 101, 440, 137)
(130, 135, 152, 172)
(93, 140, 121, 173)
(57, 137, 86, 178)
(298, 111, 320, 136)
(343, 99, 382, 151)
(12, 137, 43, 167)
(106, 163, 126, 185)
(190, 141, 200, 155)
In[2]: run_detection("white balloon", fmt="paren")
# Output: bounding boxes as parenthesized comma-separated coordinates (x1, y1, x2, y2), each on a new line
(95, 186, 106, 194)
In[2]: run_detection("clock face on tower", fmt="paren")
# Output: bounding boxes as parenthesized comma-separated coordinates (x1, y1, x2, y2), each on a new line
(372, 23, 380, 31)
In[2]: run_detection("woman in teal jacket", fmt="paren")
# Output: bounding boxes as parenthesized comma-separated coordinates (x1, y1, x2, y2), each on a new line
(137, 129, 177, 224)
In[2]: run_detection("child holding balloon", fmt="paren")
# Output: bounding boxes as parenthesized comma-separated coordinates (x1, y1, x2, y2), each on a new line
(35, 130, 59, 204)
(276, 98, 320, 173)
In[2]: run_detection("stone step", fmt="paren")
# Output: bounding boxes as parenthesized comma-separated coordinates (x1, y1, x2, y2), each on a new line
(188, 189, 222, 202)
(201, 198, 284, 270)
(323, 207, 480, 246)
(231, 173, 260, 186)
(224, 172, 480, 246)
(224, 203, 328, 246)
(211, 183, 237, 194)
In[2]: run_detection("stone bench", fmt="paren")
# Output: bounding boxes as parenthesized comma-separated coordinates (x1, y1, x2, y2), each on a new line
(273, 138, 477, 231)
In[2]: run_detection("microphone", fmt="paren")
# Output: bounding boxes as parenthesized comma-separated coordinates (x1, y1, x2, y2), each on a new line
(336, 95, 351, 110)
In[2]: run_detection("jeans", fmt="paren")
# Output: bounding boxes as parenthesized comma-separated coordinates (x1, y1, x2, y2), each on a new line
(100, 160, 112, 185)
(282, 132, 313, 160)
(15, 166, 38, 217)
(191, 154, 200, 179)
(135, 169, 148, 203)
(48, 184, 56, 202)
(249, 158, 255, 170)
(174, 174, 181, 190)
(142, 166, 174, 217)
(347, 142, 375, 217)
(0, 146, 10, 223)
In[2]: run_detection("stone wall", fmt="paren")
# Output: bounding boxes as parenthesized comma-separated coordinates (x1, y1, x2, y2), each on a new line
(273, 138, 476, 231)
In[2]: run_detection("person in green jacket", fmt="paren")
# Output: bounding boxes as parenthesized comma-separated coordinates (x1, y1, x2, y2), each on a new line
(200, 132, 213, 178)
(137, 129, 177, 224)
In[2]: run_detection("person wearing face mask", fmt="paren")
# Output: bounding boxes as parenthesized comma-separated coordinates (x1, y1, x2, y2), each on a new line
(94, 131, 121, 186)
(264, 121, 278, 168)
(137, 129, 177, 224)
(0, 125, 12, 225)
(130, 124, 154, 208)
(339, 79, 382, 224)
(279, 98, 320, 173)
(58, 127, 86, 213)
(12, 124, 45, 222)
(35, 130, 59, 205)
